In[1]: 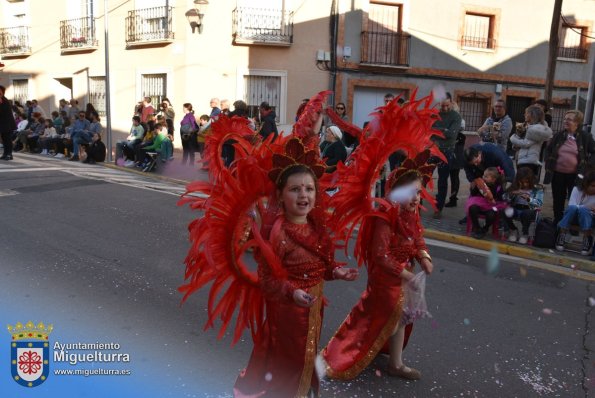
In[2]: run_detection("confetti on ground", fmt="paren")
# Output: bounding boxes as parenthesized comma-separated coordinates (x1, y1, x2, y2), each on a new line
(375, 369, 382, 377)
(520, 266, 527, 277)
(570, 264, 576, 269)
(542, 308, 553, 315)
(589, 297, 595, 307)
(463, 318, 470, 326)
(469, 286, 474, 291)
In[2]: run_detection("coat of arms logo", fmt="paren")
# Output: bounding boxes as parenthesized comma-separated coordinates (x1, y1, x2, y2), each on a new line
(7, 321, 53, 387)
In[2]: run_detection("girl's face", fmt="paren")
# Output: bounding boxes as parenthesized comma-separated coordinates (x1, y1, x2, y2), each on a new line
(586, 182, 595, 196)
(519, 179, 531, 190)
(401, 180, 422, 212)
(483, 171, 497, 184)
(279, 173, 316, 224)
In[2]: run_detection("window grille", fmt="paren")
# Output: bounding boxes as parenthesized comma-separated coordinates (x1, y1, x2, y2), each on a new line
(243, 75, 281, 122)
(11, 79, 28, 106)
(89, 76, 106, 117)
(141, 73, 167, 107)
(462, 13, 495, 49)
(458, 96, 490, 132)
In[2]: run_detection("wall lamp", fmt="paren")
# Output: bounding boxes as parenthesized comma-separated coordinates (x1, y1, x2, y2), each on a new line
(186, 0, 209, 34)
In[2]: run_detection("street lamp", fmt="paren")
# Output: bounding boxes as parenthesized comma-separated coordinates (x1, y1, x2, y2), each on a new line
(186, 0, 208, 34)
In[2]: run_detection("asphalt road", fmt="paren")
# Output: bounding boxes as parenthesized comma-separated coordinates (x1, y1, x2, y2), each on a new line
(0, 156, 593, 397)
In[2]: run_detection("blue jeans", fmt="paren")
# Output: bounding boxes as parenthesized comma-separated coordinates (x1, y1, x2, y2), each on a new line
(72, 131, 91, 156)
(557, 205, 594, 231)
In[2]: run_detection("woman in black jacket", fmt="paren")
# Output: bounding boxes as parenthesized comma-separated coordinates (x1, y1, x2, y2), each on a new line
(544, 110, 595, 224)
(321, 126, 347, 173)
(0, 85, 17, 160)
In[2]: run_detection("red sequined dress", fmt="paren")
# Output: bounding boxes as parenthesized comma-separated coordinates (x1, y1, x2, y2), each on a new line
(234, 216, 338, 397)
(322, 207, 426, 380)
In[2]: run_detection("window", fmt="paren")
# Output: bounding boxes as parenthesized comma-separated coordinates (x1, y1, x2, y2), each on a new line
(558, 23, 588, 60)
(243, 75, 281, 122)
(141, 73, 167, 106)
(551, 102, 571, 132)
(361, 2, 410, 66)
(11, 79, 28, 106)
(462, 13, 495, 49)
(89, 76, 106, 117)
(458, 95, 490, 131)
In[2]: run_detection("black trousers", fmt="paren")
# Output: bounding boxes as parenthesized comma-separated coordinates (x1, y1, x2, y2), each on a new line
(449, 168, 460, 201)
(469, 205, 496, 230)
(1, 130, 12, 157)
(551, 171, 577, 225)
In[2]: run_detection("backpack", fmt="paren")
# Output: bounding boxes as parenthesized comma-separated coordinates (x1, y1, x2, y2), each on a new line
(532, 217, 556, 248)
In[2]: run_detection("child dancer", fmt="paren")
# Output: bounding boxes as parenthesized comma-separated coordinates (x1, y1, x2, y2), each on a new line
(556, 170, 595, 255)
(503, 167, 543, 244)
(323, 151, 434, 381)
(466, 166, 507, 239)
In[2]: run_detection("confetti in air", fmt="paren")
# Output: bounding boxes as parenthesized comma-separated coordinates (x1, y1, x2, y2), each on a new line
(432, 84, 447, 101)
(264, 372, 273, 382)
(463, 318, 470, 326)
(542, 308, 553, 315)
(315, 354, 327, 380)
(589, 297, 595, 307)
(486, 245, 500, 275)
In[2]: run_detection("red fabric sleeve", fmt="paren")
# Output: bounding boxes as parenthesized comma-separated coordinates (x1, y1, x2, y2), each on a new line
(370, 218, 406, 276)
(258, 228, 298, 301)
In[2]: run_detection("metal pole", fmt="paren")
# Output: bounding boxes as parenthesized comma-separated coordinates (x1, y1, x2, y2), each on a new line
(584, 53, 595, 135)
(544, 0, 563, 105)
(576, 87, 580, 109)
(104, 0, 113, 162)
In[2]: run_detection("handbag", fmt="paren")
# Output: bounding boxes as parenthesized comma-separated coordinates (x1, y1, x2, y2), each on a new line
(533, 217, 556, 248)
(180, 123, 196, 140)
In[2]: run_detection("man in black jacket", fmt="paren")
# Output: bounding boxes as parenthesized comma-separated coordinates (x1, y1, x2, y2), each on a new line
(258, 102, 278, 142)
(0, 85, 17, 160)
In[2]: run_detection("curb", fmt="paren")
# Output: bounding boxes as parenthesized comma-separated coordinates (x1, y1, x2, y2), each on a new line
(425, 228, 595, 274)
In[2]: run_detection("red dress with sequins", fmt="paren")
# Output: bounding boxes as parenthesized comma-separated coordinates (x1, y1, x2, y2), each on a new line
(322, 208, 426, 380)
(234, 216, 337, 398)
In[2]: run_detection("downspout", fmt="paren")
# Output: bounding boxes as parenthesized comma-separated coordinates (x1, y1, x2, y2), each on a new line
(329, 0, 338, 102)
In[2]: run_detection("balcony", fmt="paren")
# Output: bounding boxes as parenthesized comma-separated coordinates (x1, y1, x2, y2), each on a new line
(461, 35, 496, 50)
(125, 6, 174, 47)
(0, 26, 31, 57)
(232, 7, 293, 46)
(360, 31, 410, 68)
(558, 46, 588, 61)
(60, 17, 98, 53)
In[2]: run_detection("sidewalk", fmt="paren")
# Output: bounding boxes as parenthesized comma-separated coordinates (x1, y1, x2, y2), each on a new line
(106, 149, 595, 275)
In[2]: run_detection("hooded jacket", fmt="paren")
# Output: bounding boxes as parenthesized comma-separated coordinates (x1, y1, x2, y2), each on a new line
(510, 122, 553, 166)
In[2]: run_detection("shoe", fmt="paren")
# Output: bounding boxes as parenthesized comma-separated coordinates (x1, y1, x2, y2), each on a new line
(124, 160, 136, 168)
(40, 149, 47, 155)
(458, 216, 467, 225)
(68, 155, 80, 161)
(54, 153, 65, 159)
(508, 230, 518, 243)
(0, 155, 13, 160)
(518, 235, 528, 245)
(472, 228, 486, 240)
(432, 210, 442, 219)
(555, 231, 566, 251)
(581, 235, 593, 256)
(386, 365, 421, 380)
(444, 198, 457, 208)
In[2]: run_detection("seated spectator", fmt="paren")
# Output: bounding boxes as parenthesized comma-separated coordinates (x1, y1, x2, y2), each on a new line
(15, 112, 43, 152)
(555, 170, 595, 256)
(83, 132, 106, 164)
(51, 111, 65, 135)
(68, 111, 91, 161)
(39, 119, 59, 155)
(502, 167, 543, 244)
(321, 126, 347, 173)
(466, 167, 507, 239)
(137, 124, 170, 167)
(134, 124, 156, 165)
(116, 116, 144, 165)
(71, 111, 101, 161)
(509, 105, 552, 178)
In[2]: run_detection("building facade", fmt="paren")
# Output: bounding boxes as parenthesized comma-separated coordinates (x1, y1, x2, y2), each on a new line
(330, 0, 594, 132)
(0, 0, 333, 139)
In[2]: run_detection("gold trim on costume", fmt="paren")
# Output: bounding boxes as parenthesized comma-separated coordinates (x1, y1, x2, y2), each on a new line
(296, 282, 324, 398)
(418, 249, 432, 262)
(324, 292, 405, 380)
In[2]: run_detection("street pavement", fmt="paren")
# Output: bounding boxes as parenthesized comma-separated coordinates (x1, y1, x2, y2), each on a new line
(0, 152, 593, 397)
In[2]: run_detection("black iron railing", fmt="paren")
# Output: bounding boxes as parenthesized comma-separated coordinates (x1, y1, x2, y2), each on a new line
(361, 31, 410, 66)
(0, 26, 31, 55)
(558, 46, 587, 60)
(125, 6, 174, 45)
(232, 7, 293, 45)
(60, 17, 98, 50)
(461, 35, 495, 49)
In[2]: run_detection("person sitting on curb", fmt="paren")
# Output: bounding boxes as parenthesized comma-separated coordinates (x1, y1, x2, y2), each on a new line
(83, 132, 106, 164)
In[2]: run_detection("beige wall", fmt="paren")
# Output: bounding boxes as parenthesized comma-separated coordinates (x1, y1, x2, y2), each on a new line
(0, 0, 331, 138)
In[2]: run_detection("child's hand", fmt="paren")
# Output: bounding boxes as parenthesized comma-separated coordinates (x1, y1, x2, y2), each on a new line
(400, 269, 415, 281)
(420, 258, 433, 275)
(334, 267, 359, 281)
(293, 289, 317, 307)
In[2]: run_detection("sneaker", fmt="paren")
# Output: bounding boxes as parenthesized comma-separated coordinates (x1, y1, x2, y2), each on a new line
(68, 155, 80, 161)
(508, 229, 518, 243)
(124, 160, 136, 168)
(518, 235, 528, 245)
(555, 231, 566, 251)
(444, 198, 457, 208)
(40, 149, 48, 155)
(581, 236, 593, 256)
(54, 153, 65, 159)
(432, 210, 442, 220)
(472, 228, 486, 240)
